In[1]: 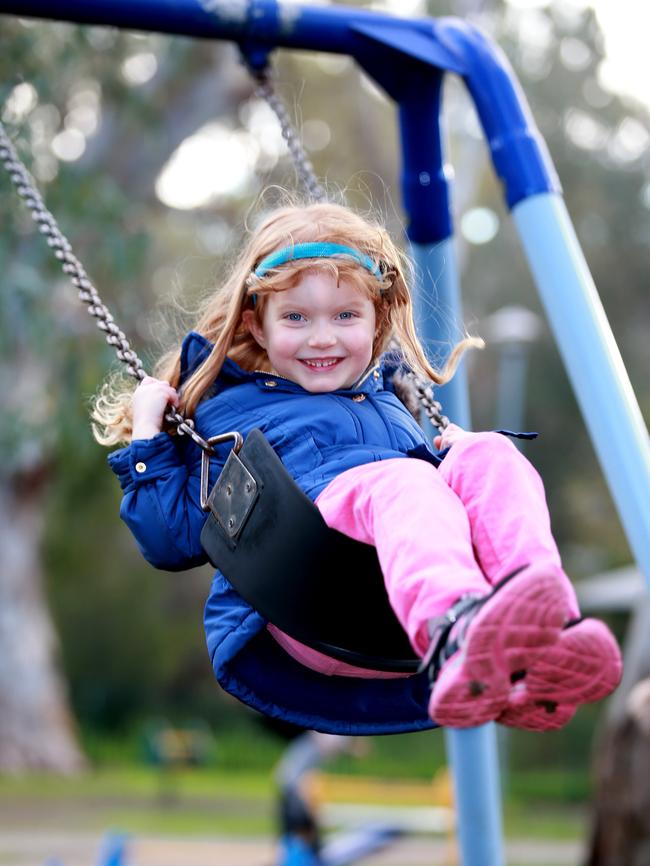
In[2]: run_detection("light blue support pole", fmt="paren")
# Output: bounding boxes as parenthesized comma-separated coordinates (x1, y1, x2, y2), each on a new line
(513, 193, 650, 586)
(445, 720, 506, 866)
(412, 240, 505, 866)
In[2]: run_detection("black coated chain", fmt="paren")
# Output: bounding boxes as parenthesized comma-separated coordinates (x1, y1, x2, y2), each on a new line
(385, 338, 449, 432)
(0, 120, 213, 452)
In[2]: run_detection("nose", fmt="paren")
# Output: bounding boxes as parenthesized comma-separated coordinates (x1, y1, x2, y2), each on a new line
(308, 320, 336, 348)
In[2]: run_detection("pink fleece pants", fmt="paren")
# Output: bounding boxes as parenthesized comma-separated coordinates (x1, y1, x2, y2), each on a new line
(268, 432, 580, 676)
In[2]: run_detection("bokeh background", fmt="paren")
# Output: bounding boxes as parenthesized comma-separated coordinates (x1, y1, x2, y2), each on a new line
(1, 1, 648, 863)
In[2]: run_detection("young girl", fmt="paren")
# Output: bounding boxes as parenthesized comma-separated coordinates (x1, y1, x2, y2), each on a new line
(94, 201, 621, 735)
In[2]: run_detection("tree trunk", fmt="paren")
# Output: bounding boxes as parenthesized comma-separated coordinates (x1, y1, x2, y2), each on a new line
(585, 686, 650, 866)
(585, 601, 650, 866)
(0, 470, 86, 773)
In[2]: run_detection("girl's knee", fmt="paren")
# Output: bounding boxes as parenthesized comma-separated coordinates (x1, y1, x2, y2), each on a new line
(482, 431, 520, 453)
(482, 431, 526, 455)
(450, 431, 515, 459)
(440, 431, 526, 479)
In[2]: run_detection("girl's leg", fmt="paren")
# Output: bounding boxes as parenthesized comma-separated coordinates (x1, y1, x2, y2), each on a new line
(315, 457, 488, 656)
(316, 458, 573, 729)
(437, 432, 580, 616)
(438, 433, 621, 729)
(316, 453, 620, 729)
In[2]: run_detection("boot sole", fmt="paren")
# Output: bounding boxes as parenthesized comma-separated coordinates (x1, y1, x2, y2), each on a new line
(497, 617, 622, 731)
(429, 566, 569, 728)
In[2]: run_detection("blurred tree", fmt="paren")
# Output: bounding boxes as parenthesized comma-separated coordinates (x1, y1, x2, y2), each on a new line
(0, 17, 249, 769)
(586, 672, 650, 866)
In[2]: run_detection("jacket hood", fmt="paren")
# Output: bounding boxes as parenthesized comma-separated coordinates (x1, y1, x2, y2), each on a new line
(179, 331, 258, 390)
(179, 330, 212, 382)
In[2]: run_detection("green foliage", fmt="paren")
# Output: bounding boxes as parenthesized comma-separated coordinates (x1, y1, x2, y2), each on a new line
(43, 442, 227, 730)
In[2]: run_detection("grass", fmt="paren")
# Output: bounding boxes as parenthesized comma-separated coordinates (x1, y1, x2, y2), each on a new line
(503, 799, 586, 840)
(0, 763, 588, 841)
(0, 724, 594, 841)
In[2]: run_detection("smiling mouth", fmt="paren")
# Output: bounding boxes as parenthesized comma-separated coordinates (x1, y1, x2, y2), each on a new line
(299, 358, 344, 370)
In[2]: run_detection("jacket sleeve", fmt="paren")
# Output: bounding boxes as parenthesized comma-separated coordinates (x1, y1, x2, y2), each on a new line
(108, 431, 217, 571)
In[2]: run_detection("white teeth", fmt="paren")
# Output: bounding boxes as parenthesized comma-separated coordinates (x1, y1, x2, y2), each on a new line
(303, 359, 339, 368)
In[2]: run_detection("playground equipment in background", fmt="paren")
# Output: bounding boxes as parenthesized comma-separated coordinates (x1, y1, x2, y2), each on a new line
(273, 730, 455, 866)
(62, 827, 400, 866)
(55, 766, 453, 866)
(318, 767, 454, 835)
(313, 768, 456, 866)
(277, 824, 403, 866)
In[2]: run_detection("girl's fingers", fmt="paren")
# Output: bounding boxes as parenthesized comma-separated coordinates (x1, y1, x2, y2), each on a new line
(137, 378, 178, 399)
(434, 423, 469, 450)
(139, 375, 162, 387)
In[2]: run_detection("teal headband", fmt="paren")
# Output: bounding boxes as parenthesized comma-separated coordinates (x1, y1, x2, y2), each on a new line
(253, 242, 382, 279)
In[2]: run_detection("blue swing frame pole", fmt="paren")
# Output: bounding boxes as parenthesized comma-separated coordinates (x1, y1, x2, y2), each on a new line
(4, 4, 650, 865)
(512, 194, 650, 581)
(404, 90, 504, 866)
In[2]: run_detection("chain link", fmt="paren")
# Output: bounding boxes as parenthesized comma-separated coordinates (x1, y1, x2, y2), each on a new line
(0, 120, 214, 453)
(403, 370, 449, 432)
(252, 68, 327, 203)
(385, 339, 449, 433)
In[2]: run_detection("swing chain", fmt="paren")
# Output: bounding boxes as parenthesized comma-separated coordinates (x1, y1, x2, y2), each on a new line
(0, 121, 215, 454)
(404, 370, 449, 432)
(387, 338, 449, 433)
(252, 67, 327, 203)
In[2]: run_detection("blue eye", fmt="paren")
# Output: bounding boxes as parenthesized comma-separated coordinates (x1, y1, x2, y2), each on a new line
(338, 311, 355, 320)
(285, 312, 304, 321)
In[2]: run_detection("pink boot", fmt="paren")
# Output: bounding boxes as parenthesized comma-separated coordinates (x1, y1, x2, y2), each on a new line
(426, 564, 570, 728)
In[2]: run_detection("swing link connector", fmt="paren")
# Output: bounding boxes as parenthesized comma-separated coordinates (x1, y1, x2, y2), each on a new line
(199, 431, 245, 511)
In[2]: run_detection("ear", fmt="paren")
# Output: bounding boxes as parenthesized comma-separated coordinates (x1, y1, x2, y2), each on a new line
(242, 309, 267, 348)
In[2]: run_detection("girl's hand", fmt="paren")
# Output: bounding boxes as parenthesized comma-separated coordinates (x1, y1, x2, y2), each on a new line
(131, 376, 179, 440)
(433, 423, 471, 451)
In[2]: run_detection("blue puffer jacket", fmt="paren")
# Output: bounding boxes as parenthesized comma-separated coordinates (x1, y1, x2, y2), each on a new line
(108, 330, 441, 734)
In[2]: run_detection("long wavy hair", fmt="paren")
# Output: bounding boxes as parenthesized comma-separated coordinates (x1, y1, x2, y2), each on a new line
(92, 201, 482, 445)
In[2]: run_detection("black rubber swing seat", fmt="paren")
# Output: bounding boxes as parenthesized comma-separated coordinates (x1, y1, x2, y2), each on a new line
(200, 429, 420, 673)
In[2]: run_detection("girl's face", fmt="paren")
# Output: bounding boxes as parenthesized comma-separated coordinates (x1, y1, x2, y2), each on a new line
(243, 269, 377, 392)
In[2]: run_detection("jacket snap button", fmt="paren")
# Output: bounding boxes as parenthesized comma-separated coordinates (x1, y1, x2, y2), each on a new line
(135, 461, 147, 473)
(373, 370, 380, 379)
(352, 394, 366, 402)
(264, 380, 278, 388)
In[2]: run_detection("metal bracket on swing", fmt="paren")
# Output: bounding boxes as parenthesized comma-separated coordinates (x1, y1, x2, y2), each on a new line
(200, 431, 259, 539)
